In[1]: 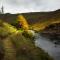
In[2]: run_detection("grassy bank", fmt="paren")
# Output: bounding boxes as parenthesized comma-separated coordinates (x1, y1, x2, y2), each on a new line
(0, 20, 53, 60)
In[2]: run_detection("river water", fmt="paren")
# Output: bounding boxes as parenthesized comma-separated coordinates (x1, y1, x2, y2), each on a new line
(35, 33, 60, 60)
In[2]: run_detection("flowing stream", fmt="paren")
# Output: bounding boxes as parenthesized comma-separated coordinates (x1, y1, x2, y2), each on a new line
(35, 33, 60, 60)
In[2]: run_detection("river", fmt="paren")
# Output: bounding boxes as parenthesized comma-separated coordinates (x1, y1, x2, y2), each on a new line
(35, 33, 60, 60)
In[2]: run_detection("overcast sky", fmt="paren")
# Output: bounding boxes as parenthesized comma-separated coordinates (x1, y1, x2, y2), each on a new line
(0, 0, 60, 13)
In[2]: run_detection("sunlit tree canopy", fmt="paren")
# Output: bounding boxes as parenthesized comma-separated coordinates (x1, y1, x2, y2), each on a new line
(17, 15, 29, 30)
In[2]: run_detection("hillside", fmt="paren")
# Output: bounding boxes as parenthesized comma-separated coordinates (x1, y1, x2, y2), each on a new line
(23, 9, 60, 24)
(23, 9, 60, 31)
(0, 9, 60, 24)
(0, 9, 60, 31)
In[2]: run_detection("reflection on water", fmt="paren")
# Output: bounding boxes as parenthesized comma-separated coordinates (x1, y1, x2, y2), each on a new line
(35, 33, 60, 60)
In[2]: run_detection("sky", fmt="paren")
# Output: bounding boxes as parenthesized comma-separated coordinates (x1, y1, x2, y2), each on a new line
(0, 0, 60, 13)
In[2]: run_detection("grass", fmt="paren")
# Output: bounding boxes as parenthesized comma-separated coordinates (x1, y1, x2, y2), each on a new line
(31, 19, 60, 32)
(8, 32, 53, 60)
(0, 20, 53, 60)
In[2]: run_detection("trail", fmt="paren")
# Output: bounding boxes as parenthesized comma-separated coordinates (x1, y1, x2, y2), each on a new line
(2, 32, 19, 60)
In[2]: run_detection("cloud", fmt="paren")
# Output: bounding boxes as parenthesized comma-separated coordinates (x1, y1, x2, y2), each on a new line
(0, 0, 60, 13)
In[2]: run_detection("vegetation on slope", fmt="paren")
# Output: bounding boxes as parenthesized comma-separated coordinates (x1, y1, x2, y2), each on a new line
(31, 19, 60, 31)
(22, 9, 60, 31)
(0, 9, 60, 32)
(0, 20, 53, 60)
(0, 20, 18, 39)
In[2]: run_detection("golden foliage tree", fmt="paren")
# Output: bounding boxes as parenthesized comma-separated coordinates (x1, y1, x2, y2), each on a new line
(17, 15, 29, 30)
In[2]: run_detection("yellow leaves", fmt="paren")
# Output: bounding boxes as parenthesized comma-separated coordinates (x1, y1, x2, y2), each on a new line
(0, 20, 18, 37)
(32, 19, 60, 31)
(17, 15, 29, 30)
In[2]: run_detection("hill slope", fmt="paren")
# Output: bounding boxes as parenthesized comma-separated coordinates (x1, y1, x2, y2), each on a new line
(0, 9, 60, 31)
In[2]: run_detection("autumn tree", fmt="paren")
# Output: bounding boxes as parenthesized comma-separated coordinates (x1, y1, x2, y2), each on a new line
(17, 15, 29, 30)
